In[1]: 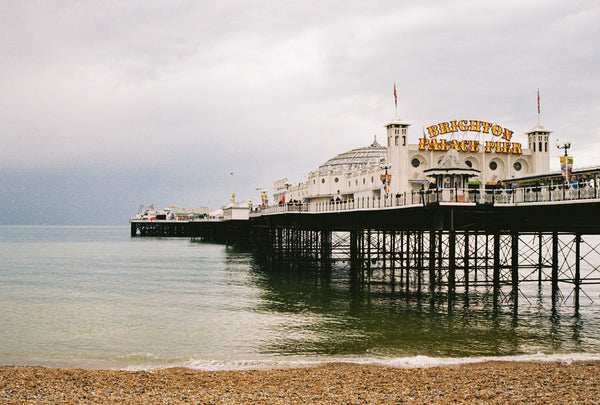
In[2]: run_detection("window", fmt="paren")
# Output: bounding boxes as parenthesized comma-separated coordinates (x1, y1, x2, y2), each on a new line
(513, 162, 522, 171)
(321, 178, 325, 183)
(465, 160, 472, 168)
(539, 141, 542, 152)
(371, 176, 374, 183)
(402, 128, 407, 135)
(363, 178, 366, 184)
(402, 135, 406, 146)
(334, 177, 339, 183)
(395, 136, 399, 146)
(489, 161, 498, 171)
(411, 158, 420, 168)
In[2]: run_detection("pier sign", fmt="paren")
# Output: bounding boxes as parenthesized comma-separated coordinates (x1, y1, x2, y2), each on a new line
(419, 119, 522, 155)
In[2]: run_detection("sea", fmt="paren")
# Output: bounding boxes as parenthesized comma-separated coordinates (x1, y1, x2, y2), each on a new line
(1, 225, 600, 371)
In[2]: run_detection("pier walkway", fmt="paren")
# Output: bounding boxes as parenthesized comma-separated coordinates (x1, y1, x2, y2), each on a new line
(253, 183, 599, 216)
(130, 183, 600, 313)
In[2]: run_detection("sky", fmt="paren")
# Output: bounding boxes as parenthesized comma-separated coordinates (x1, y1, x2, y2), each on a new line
(1, 0, 599, 225)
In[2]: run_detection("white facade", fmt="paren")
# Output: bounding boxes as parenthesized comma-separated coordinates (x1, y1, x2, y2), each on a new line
(273, 113, 551, 205)
(223, 204, 250, 220)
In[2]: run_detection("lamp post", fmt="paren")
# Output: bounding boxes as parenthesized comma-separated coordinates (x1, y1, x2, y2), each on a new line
(380, 165, 391, 194)
(230, 171, 235, 204)
(256, 187, 268, 208)
(555, 139, 571, 157)
(556, 140, 572, 197)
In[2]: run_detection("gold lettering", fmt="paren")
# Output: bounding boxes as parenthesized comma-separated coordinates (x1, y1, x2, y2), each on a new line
(428, 121, 514, 139)
(495, 142, 503, 153)
(439, 139, 451, 151)
(491, 125, 502, 137)
(469, 120, 482, 132)
(439, 122, 451, 135)
(470, 140, 480, 152)
(512, 142, 522, 154)
(427, 125, 439, 138)
(502, 142, 511, 153)
(419, 137, 429, 150)
(449, 120, 458, 132)
(482, 121, 493, 134)
(460, 140, 470, 152)
(451, 139, 461, 151)
(485, 141, 495, 153)
(428, 139, 440, 151)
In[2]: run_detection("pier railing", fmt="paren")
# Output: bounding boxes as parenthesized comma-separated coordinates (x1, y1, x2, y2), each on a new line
(253, 184, 600, 216)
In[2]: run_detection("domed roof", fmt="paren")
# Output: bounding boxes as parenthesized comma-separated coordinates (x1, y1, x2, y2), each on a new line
(317, 136, 387, 174)
(423, 149, 480, 176)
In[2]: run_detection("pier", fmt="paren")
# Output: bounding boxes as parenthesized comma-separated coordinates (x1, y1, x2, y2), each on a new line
(131, 184, 600, 313)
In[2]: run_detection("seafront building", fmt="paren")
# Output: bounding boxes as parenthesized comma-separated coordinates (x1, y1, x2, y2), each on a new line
(274, 106, 552, 205)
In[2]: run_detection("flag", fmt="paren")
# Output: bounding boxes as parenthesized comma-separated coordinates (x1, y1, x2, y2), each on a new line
(393, 82, 397, 108)
(537, 88, 540, 115)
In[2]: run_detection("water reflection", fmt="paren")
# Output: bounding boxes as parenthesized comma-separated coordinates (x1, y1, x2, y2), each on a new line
(249, 257, 600, 359)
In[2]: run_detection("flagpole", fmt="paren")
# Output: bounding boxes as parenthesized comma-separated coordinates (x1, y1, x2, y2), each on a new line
(537, 88, 541, 125)
(393, 82, 398, 118)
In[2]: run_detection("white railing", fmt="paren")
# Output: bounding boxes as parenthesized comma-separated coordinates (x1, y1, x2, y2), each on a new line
(254, 184, 600, 216)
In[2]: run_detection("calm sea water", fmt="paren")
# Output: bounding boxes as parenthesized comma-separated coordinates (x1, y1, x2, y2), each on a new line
(1, 225, 600, 370)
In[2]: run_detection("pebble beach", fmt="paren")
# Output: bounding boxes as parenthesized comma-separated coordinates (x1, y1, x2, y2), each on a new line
(1, 361, 599, 404)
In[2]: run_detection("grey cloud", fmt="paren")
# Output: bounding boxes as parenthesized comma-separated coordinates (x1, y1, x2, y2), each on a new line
(0, 1, 598, 224)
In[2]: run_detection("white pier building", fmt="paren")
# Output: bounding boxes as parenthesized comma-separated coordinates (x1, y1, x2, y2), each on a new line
(274, 104, 551, 205)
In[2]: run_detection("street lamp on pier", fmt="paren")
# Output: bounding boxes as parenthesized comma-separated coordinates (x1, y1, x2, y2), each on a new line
(380, 165, 391, 197)
(555, 139, 571, 156)
(556, 140, 573, 195)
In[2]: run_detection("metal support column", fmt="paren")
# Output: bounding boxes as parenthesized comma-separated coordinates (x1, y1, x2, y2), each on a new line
(552, 231, 559, 309)
(575, 233, 581, 313)
(448, 230, 456, 302)
(429, 230, 436, 288)
(511, 232, 519, 311)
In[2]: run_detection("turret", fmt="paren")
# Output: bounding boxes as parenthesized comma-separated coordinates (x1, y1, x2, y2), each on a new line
(386, 116, 411, 195)
(525, 89, 551, 174)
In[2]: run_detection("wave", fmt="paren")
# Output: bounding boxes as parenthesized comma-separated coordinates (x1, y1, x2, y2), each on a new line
(122, 352, 600, 372)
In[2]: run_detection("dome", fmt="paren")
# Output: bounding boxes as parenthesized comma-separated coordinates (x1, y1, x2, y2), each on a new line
(423, 149, 480, 176)
(317, 136, 387, 174)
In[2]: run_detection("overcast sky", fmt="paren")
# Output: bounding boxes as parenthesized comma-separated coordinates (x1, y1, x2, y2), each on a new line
(1, 1, 599, 224)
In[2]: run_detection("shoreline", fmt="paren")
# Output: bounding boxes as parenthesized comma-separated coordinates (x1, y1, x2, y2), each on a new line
(2, 360, 600, 404)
